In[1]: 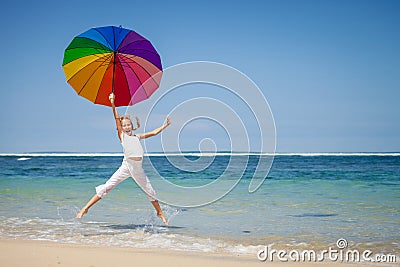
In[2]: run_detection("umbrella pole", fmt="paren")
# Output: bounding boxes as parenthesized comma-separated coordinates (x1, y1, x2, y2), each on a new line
(112, 51, 116, 94)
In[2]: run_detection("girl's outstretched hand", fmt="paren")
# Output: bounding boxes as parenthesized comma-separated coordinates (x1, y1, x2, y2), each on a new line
(109, 93, 115, 104)
(165, 116, 171, 127)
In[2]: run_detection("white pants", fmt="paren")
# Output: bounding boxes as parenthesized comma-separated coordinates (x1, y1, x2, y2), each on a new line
(95, 159, 157, 201)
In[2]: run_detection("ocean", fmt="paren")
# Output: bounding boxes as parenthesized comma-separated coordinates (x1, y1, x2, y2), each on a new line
(0, 153, 399, 256)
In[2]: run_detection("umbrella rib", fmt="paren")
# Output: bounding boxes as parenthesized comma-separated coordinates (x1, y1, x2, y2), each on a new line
(65, 46, 111, 55)
(119, 53, 160, 82)
(93, 28, 114, 50)
(71, 54, 113, 95)
(111, 55, 130, 103)
(118, 53, 160, 98)
(68, 53, 112, 83)
(118, 54, 149, 77)
(65, 37, 112, 52)
(118, 40, 160, 56)
(117, 54, 147, 101)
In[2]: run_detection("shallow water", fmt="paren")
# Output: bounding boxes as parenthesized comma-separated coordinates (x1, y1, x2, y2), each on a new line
(0, 153, 399, 255)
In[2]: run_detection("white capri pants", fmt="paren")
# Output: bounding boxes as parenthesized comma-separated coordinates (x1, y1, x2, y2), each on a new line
(95, 159, 157, 201)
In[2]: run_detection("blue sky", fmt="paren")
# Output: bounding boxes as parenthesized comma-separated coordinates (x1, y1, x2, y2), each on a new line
(0, 0, 399, 153)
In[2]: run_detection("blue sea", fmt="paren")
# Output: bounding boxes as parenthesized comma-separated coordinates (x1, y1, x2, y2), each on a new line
(0, 153, 399, 255)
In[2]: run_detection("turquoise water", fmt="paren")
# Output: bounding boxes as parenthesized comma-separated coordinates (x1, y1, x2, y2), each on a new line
(0, 153, 399, 254)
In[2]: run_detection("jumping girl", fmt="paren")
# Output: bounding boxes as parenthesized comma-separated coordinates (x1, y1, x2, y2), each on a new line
(76, 93, 170, 225)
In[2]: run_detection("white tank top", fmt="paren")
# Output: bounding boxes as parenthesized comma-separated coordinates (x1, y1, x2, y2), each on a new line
(121, 133, 144, 158)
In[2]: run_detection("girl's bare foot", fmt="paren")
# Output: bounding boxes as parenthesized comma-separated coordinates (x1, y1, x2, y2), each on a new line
(76, 208, 88, 219)
(157, 212, 168, 226)
(151, 200, 168, 225)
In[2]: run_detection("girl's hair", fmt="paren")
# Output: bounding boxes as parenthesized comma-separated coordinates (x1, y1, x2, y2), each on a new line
(120, 115, 140, 130)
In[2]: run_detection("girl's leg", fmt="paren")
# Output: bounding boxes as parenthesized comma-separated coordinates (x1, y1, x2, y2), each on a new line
(127, 159, 168, 225)
(76, 194, 101, 219)
(76, 161, 130, 219)
(151, 200, 168, 226)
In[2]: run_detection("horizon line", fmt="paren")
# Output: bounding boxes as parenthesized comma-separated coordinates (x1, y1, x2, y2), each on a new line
(1, 152, 399, 157)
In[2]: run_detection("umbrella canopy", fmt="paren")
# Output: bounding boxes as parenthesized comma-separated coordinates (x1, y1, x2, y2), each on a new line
(62, 26, 162, 107)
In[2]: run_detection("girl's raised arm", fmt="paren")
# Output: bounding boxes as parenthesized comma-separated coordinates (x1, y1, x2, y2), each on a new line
(109, 93, 122, 141)
(137, 117, 171, 139)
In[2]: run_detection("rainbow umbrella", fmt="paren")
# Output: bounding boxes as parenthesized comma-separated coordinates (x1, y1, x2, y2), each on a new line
(62, 26, 162, 107)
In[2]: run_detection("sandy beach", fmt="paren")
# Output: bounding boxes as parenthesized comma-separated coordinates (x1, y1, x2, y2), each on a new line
(0, 238, 376, 267)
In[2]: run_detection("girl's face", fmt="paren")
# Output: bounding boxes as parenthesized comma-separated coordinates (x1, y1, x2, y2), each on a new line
(121, 119, 133, 135)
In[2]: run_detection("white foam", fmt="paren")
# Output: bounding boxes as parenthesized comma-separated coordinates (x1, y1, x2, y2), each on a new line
(2, 216, 399, 256)
(17, 157, 31, 161)
(0, 216, 262, 255)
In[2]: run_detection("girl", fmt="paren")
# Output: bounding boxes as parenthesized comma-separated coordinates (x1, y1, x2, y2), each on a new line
(76, 93, 170, 225)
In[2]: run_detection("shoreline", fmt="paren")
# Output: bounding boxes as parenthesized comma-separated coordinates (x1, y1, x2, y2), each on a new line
(0, 238, 384, 267)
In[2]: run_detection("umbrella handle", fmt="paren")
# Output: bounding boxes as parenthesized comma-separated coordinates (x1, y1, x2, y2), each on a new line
(109, 93, 116, 104)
